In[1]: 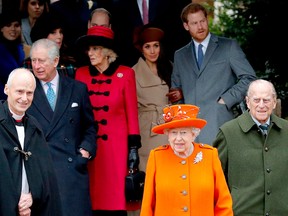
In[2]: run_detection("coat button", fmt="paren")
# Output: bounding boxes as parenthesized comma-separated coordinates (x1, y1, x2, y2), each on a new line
(181, 174, 187, 179)
(265, 213, 270, 216)
(68, 157, 73, 162)
(64, 138, 69, 143)
(183, 206, 188, 212)
(266, 168, 271, 173)
(266, 190, 271, 195)
(181, 160, 186, 165)
(264, 147, 269, 152)
(181, 190, 188, 196)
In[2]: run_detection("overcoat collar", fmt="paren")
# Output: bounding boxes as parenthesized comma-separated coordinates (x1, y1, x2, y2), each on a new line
(32, 75, 73, 137)
(89, 59, 120, 76)
(238, 110, 283, 134)
(133, 57, 165, 87)
(0, 101, 37, 150)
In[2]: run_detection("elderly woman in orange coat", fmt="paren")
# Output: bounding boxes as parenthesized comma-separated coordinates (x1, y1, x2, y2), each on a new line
(140, 104, 233, 216)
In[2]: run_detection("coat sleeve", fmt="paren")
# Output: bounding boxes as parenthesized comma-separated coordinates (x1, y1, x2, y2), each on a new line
(79, 83, 97, 158)
(123, 68, 140, 135)
(140, 150, 156, 216)
(213, 148, 233, 216)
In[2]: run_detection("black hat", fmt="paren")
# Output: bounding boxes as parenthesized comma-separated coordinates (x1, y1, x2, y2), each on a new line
(0, 10, 21, 29)
(30, 13, 63, 42)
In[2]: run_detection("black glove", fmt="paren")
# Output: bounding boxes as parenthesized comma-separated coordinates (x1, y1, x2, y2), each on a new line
(128, 135, 141, 171)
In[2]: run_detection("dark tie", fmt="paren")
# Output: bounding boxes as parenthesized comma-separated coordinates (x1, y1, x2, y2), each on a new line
(259, 124, 268, 136)
(142, 0, 149, 24)
(197, 44, 204, 69)
(46, 82, 56, 110)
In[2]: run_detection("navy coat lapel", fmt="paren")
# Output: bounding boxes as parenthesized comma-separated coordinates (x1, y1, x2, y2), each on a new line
(33, 80, 54, 121)
(49, 76, 73, 129)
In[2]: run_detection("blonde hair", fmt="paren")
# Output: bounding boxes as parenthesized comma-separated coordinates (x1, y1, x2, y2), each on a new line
(102, 47, 118, 63)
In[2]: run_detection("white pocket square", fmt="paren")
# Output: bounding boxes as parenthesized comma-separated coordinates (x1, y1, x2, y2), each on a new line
(71, 102, 78, 108)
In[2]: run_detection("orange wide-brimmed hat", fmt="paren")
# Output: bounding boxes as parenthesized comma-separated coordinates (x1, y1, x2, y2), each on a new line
(152, 104, 207, 134)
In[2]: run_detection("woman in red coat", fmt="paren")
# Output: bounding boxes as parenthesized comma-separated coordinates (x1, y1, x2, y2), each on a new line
(75, 26, 141, 216)
(140, 104, 233, 216)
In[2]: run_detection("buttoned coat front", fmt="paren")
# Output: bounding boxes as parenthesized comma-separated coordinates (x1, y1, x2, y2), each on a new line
(75, 63, 140, 210)
(140, 143, 233, 216)
(172, 34, 256, 145)
(27, 75, 96, 216)
(213, 111, 288, 215)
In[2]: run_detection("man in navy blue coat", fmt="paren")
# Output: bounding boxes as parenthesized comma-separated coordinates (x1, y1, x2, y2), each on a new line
(27, 39, 97, 216)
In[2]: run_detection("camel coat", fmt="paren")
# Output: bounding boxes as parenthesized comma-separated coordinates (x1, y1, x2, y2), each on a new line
(133, 57, 169, 171)
(140, 143, 233, 216)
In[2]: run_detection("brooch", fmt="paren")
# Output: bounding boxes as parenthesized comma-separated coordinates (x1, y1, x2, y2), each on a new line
(193, 151, 203, 164)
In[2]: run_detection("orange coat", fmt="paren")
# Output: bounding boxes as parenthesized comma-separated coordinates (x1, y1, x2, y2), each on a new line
(140, 143, 233, 216)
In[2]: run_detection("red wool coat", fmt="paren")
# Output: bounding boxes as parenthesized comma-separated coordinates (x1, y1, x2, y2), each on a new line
(75, 64, 140, 210)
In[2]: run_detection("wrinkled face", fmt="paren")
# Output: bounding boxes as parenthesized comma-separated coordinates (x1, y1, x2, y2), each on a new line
(183, 10, 209, 43)
(246, 83, 276, 124)
(1, 21, 21, 41)
(167, 127, 196, 154)
(47, 28, 63, 48)
(4, 73, 35, 115)
(31, 46, 58, 82)
(142, 41, 160, 64)
(87, 46, 106, 66)
(88, 12, 110, 28)
(28, 0, 45, 19)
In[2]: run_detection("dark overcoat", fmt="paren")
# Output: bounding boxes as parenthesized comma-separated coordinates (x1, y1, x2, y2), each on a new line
(0, 101, 62, 216)
(27, 75, 96, 216)
(213, 111, 288, 215)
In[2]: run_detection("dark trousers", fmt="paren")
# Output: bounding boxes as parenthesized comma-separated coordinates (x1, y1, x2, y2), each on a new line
(92, 210, 127, 216)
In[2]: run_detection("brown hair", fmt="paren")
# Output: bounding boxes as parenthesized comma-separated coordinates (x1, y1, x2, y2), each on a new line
(181, 3, 207, 23)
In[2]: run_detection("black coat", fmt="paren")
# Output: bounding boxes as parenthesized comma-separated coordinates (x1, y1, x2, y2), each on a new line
(0, 101, 62, 216)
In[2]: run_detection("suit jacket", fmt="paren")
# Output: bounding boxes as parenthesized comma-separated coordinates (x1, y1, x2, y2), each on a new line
(140, 143, 233, 216)
(0, 101, 62, 216)
(172, 34, 256, 145)
(27, 75, 96, 216)
(213, 111, 288, 215)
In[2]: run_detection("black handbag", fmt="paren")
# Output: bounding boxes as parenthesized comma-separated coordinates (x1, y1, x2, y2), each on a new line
(125, 169, 145, 202)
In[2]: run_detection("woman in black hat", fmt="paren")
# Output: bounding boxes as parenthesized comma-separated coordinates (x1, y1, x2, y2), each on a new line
(75, 26, 141, 216)
(0, 11, 25, 100)
(23, 12, 76, 78)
